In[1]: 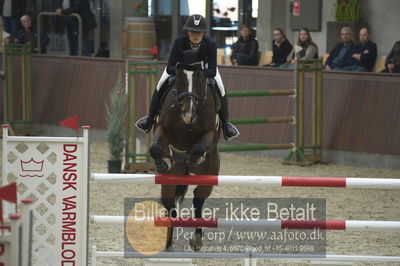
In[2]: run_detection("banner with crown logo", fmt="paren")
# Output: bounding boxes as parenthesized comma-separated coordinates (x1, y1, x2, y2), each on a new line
(1, 125, 89, 266)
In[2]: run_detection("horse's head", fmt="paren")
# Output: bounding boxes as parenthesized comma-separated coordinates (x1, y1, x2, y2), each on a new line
(175, 51, 207, 124)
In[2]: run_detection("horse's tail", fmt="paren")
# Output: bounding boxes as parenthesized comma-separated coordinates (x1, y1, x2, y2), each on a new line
(175, 185, 188, 203)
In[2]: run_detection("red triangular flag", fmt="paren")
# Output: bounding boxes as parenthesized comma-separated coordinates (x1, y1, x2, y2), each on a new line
(149, 45, 158, 57)
(59, 115, 78, 130)
(0, 183, 17, 203)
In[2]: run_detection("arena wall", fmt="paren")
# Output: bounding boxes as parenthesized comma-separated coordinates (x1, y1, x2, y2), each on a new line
(1, 55, 399, 159)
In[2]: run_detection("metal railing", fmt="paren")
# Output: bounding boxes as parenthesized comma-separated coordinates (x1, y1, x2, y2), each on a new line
(37, 11, 83, 56)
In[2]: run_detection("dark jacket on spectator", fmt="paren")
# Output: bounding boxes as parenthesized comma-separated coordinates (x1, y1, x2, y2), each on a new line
(17, 26, 50, 54)
(345, 41, 377, 72)
(0, 0, 27, 17)
(272, 39, 292, 66)
(385, 41, 400, 69)
(56, 0, 97, 35)
(167, 35, 217, 78)
(231, 36, 259, 66)
(325, 41, 354, 68)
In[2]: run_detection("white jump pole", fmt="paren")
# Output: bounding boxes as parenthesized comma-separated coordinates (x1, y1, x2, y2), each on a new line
(90, 173, 400, 189)
(91, 215, 400, 232)
(90, 248, 400, 262)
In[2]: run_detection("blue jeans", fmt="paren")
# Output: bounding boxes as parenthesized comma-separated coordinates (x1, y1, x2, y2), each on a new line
(2, 17, 20, 39)
(333, 65, 368, 72)
(279, 64, 295, 69)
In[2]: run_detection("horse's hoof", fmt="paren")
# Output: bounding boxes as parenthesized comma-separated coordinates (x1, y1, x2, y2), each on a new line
(156, 161, 168, 173)
(184, 159, 196, 173)
(156, 158, 172, 173)
(165, 244, 174, 252)
(189, 233, 203, 252)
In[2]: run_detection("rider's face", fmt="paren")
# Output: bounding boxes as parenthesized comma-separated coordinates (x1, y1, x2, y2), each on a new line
(188, 31, 205, 44)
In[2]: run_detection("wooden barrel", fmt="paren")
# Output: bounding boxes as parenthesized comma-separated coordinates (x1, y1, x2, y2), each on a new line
(123, 17, 156, 60)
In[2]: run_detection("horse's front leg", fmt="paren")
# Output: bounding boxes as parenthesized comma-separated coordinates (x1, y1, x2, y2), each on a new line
(185, 130, 215, 174)
(150, 126, 173, 173)
(189, 185, 213, 251)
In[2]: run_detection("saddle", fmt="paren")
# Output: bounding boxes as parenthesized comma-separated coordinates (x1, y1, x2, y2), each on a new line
(207, 78, 221, 112)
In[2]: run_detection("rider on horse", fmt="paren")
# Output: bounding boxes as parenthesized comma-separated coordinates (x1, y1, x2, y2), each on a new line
(135, 14, 240, 141)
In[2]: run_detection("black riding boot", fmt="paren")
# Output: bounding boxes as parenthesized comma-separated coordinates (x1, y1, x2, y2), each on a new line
(135, 90, 160, 133)
(136, 76, 175, 133)
(220, 95, 240, 141)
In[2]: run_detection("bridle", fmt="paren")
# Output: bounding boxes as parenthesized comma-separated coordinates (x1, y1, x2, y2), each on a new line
(174, 62, 208, 115)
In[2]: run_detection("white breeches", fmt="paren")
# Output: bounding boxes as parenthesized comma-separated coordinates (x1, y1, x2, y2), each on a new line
(156, 68, 171, 90)
(156, 67, 226, 97)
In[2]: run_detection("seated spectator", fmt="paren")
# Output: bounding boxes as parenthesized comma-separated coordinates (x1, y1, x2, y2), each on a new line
(17, 14, 49, 53)
(264, 28, 292, 67)
(336, 27, 377, 72)
(325, 27, 354, 71)
(382, 41, 400, 73)
(281, 27, 318, 69)
(230, 25, 259, 66)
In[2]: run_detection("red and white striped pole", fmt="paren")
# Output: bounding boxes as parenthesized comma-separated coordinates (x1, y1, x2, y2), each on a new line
(91, 216, 400, 232)
(91, 173, 400, 189)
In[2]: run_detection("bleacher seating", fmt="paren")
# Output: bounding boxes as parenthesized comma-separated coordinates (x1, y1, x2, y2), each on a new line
(258, 50, 273, 66)
(217, 48, 225, 65)
(218, 49, 387, 73)
(373, 56, 386, 72)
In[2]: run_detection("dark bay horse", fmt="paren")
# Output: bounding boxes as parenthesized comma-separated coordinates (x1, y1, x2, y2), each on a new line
(149, 61, 221, 251)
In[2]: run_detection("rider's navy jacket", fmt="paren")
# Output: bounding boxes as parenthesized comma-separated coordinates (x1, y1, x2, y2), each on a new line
(166, 34, 217, 78)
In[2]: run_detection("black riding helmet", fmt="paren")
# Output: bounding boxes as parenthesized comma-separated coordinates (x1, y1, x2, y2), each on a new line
(183, 14, 207, 32)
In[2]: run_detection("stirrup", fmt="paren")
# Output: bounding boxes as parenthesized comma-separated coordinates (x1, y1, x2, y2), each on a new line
(135, 116, 153, 134)
(223, 122, 240, 141)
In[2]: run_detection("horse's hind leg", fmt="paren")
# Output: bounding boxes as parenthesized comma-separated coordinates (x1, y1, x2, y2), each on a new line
(150, 126, 173, 173)
(189, 185, 213, 251)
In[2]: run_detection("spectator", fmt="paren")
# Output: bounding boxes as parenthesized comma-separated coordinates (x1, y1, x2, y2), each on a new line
(56, 0, 97, 56)
(382, 41, 400, 73)
(230, 25, 259, 66)
(17, 15, 49, 53)
(336, 27, 377, 72)
(325, 27, 354, 71)
(264, 28, 292, 67)
(0, 0, 27, 39)
(281, 27, 318, 69)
